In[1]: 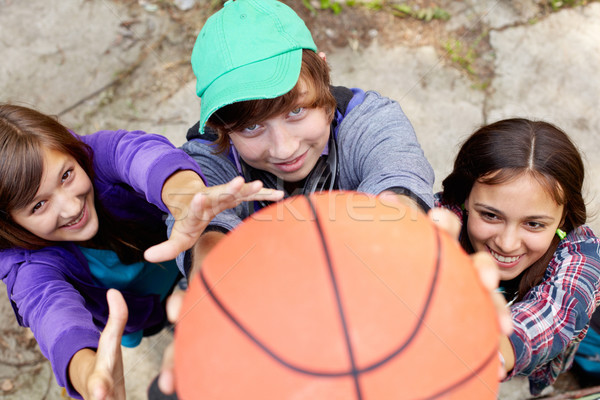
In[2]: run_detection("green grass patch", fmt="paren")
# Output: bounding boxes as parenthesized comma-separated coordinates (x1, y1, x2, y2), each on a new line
(301, 0, 451, 21)
(392, 4, 450, 21)
(549, 0, 594, 10)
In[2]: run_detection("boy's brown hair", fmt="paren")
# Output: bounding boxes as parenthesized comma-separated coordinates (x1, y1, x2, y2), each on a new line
(207, 50, 336, 153)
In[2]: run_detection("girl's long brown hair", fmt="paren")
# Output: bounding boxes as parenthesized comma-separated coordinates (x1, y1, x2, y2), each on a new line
(0, 104, 164, 264)
(442, 118, 586, 300)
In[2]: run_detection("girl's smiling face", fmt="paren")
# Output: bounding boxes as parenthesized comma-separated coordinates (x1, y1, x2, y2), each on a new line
(465, 173, 564, 281)
(10, 148, 98, 243)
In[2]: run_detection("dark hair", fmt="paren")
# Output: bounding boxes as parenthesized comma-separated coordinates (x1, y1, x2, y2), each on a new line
(442, 118, 586, 300)
(207, 49, 336, 153)
(0, 104, 163, 263)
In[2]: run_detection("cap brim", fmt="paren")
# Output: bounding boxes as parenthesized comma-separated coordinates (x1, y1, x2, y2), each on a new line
(198, 48, 302, 134)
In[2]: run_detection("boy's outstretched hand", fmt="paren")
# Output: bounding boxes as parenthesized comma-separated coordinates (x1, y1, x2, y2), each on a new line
(156, 290, 185, 395)
(144, 173, 283, 263)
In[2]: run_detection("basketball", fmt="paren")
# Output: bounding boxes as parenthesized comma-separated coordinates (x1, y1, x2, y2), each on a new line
(175, 191, 499, 399)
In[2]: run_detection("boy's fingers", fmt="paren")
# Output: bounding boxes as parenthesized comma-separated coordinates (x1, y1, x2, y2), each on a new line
(158, 343, 176, 395)
(166, 291, 185, 323)
(158, 291, 186, 395)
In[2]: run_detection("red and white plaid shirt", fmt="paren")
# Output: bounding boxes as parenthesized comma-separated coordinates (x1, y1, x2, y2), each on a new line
(435, 193, 600, 394)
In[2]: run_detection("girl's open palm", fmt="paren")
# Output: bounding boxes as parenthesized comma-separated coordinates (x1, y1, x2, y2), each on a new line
(87, 289, 128, 400)
(145, 176, 283, 263)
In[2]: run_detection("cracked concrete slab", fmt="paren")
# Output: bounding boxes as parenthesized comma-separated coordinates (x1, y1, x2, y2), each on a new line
(487, 3, 600, 219)
(445, 0, 542, 31)
(0, 0, 141, 116)
(328, 42, 486, 193)
(328, 3, 600, 232)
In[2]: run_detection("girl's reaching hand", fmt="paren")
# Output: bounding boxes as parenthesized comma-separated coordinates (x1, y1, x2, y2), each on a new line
(428, 207, 513, 336)
(88, 289, 127, 400)
(70, 289, 127, 400)
(428, 207, 513, 379)
(145, 174, 283, 263)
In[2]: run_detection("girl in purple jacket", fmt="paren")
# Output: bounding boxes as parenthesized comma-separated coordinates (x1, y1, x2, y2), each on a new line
(0, 104, 282, 399)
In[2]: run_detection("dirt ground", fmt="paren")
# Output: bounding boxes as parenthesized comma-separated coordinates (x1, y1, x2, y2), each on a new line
(25, 0, 591, 151)
(43, 0, 513, 129)
(55, 0, 570, 121)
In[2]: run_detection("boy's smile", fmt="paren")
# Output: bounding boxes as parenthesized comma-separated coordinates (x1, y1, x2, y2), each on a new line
(272, 149, 310, 174)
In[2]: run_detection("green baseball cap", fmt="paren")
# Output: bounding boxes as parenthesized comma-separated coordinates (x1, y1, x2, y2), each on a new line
(191, 0, 317, 134)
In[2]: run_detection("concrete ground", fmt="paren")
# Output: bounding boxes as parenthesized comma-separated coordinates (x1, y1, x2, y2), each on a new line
(0, 0, 599, 399)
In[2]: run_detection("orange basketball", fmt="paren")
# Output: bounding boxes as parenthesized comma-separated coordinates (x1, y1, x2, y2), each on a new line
(175, 191, 499, 399)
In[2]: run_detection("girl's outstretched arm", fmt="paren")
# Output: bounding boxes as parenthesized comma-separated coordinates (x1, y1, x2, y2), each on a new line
(429, 207, 514, 379)
(68, 289, 128, 400)
(144, 173, 283, 264)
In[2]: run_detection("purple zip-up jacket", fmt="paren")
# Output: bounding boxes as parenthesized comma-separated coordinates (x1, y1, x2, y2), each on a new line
(0, 129, 204, 398)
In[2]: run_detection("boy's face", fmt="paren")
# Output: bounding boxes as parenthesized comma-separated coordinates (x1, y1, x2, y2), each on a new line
(228, 85, 330, 183)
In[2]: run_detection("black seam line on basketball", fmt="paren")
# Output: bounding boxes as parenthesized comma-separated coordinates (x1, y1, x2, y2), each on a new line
(351, 224, 443, 374)
(421, 346, 499, 400)
(198, 207, 437, 379)
(305, 194, 363, 400)
(348, 235, 500, 393)
(345, 226, 501, 397)
(197, 217, 499, 397)
(199, 225, 358, 378)
(178, 244, 257, 325)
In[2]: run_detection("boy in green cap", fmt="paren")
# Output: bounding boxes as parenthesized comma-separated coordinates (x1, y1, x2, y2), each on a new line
(169, 0, 435, 278)
(152, 5, 515, 398)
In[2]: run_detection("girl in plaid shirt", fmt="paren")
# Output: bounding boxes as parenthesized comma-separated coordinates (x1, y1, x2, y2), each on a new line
(436, 118, 600, 395)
